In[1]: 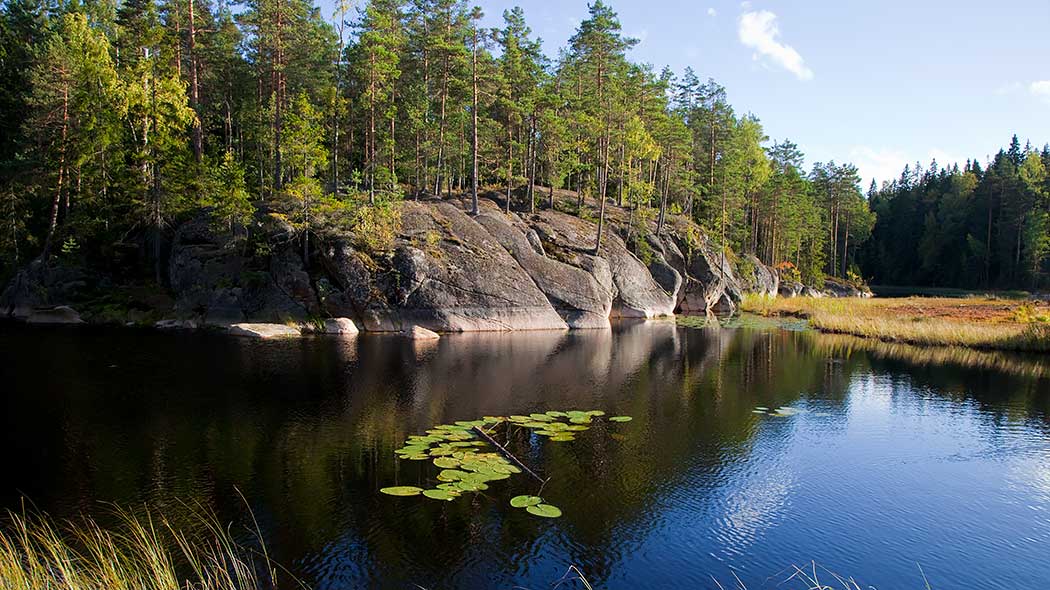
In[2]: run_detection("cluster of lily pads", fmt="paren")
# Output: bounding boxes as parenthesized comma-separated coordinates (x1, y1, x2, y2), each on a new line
(379, 410, 633, 518)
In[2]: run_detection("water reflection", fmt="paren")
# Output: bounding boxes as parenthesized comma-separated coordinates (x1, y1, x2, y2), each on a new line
(1, 322, 1049, 588)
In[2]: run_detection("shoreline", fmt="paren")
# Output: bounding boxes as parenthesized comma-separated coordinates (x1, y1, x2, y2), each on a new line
(741, 295, 1050, 353)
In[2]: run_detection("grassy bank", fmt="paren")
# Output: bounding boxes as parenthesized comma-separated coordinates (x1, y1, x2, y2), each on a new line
(742, 295, 1050, 352)
(0, 507, 284, 590)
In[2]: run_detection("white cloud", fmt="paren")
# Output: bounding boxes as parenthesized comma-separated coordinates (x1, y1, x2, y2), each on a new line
(737, 10, 813, 81)
(850, 146, 965, 187)
(708, 7, 718, 17)
(1030, 80, 1050, 103)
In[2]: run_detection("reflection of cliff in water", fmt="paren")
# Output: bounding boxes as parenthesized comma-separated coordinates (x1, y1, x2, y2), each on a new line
(1, 322, 1049, 588)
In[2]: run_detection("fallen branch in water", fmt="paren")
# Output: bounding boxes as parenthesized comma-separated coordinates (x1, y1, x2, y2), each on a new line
(472, 425, 547, 485)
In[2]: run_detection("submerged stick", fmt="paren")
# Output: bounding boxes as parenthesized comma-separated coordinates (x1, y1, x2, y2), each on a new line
(472, 425, 546, 484)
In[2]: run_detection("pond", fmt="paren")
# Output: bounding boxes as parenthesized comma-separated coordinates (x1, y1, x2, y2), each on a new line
(1, 321, 1049, 588)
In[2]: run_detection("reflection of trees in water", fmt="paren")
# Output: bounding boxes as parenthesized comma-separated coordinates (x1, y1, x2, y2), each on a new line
(2, 323, 1048, 587)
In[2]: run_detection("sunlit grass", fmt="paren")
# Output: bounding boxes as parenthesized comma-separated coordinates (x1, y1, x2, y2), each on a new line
(741, 294, 1050, 352)
(0, 504, 288, 590)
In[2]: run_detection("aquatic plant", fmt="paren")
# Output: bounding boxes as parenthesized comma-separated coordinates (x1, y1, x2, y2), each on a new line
(380, 411, 632, 518)
(0, 504, 290, 590)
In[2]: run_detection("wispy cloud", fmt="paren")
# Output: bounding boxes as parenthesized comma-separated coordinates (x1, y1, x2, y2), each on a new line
(707, 7, 717, 17)
(737, 10, 813, 81)
(850, 146, 965, 186)
(1030, 81, 1050, 103)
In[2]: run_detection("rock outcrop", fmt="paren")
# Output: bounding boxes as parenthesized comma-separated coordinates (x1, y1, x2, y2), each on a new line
(527, 209, 676, 319)
(2, 195, 870, 333)
(168, 214, 319, 325)
(319, 201, 568, 332)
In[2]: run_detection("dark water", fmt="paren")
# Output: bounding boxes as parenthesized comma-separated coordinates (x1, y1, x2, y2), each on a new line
(2, 321, 1050, 589)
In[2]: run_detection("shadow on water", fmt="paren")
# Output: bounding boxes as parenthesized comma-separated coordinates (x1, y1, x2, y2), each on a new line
(1, 321, 1049, 588)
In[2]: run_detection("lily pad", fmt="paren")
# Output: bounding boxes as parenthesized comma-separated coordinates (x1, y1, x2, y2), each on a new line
(529, 413, 553, 422)
(437, 469, 469, 481)
(549, 434, 576, 442)
(423, 489, 457, 501)
(454, 480, 487, 492)
(433, 457, 460, 469)
(380, 486, 423, 497)
(609, 416, 633, 423)
(526, 504, 562, 518)
(510, 495, 543, 508)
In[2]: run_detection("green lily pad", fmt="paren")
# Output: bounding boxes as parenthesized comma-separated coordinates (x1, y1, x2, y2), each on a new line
(609, 416, 632, 423)
(529, 413, 553, 422)
(437, 469, 469, 481)
(454, 480, 487, 492)
(380, 486, 423, 497)
(569, 416, 591, 424)
(586, 410, 606, 417)
(404, 453, 430, 460)
(423, 489, 457, 501)
(545, 411, 567, 417)
(549, 434, 576, 442)
(510, 495, 543, 508)
(433, 457, 460, 469)
(564, 425, 590, 431)
(526, 504, 562, 518)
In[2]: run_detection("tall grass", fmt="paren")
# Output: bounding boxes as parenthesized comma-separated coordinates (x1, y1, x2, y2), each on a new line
(741, 294, 1050, 352)
(0, 504, 289, 590)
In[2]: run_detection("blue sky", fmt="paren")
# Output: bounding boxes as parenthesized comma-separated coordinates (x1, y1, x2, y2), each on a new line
(329, 0, 1050, 186)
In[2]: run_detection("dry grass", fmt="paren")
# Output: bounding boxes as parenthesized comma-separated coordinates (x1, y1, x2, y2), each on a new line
(741, 294, 1050, 352)
(0, 504, 289, 590)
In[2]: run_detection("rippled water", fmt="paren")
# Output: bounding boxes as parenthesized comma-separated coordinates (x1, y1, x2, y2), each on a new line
(2, 321, 1049, 589)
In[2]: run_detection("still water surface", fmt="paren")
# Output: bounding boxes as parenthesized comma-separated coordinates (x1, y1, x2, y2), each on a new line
(2, 321, 1050, 588)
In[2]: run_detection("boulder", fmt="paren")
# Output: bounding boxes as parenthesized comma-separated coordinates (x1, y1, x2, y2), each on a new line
(404, 325, 440, 340)
(822, 278, 872, 298)
(226, 323, 301, 339)
(26, 305, 84, 324)
(737, 254, 779, 296)
(473, 204, 612, 329)
(319, 201, 568, 332)
(0, 258, 95, 318)
(324, 317, 359, 335)
(778, 281, 804, 297)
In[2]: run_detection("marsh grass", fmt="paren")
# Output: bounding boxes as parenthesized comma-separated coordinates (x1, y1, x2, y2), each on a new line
(742, 294, 1050, 352)
(0, 502, 290, 590)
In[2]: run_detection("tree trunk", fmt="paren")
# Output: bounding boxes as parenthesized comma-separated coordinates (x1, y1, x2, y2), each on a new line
(470, 24, 479, 215)
(188, 0, 202, 162)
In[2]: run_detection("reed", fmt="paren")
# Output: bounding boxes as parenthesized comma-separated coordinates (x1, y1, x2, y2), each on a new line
(0, 504, 287, 590)
(741, 294, 1050, 352)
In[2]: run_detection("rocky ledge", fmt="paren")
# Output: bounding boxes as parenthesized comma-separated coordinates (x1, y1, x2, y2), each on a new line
(0, 195, 869, 335)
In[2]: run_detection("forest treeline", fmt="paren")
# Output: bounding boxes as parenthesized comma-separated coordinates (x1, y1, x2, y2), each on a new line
(862, 137, 1050, 290)
(0, 0, 1045, 291)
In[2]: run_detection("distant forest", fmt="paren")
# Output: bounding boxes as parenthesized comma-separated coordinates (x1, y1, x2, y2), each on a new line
(863, 137, 1050, 290)
(0, 0, 1046, 290)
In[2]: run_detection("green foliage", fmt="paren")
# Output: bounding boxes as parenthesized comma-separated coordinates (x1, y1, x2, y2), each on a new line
(203, 151, 254, 229)
(350, 198, 401, 253)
